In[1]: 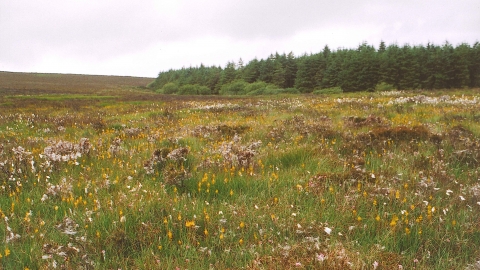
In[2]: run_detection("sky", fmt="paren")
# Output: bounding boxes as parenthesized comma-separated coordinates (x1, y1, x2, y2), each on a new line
(1, 0, 479, 78)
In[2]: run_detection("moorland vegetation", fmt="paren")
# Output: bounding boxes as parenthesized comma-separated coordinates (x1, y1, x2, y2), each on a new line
(0, 74, 479, 268)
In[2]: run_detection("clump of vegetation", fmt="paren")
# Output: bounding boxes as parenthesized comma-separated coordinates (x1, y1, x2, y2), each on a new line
(313, 86, 343, 95)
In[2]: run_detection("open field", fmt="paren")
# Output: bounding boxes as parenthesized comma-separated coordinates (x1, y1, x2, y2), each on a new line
(0, 76, 480, 269)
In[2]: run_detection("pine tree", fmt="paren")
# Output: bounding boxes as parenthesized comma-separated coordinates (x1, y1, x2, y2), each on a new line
(321, 50, 343, 89)
(339, 43, 379, 92)
(284, 52, 298, 88)
(378, 41, 386, 54)
(294, 54, 317, 92)
(272, 60, 286, 88)
(242, 58, 260, 83)
(398, 44, 419, 89)
(220, 61, 237, 85)
(259, 55, 275, 84)
(450, 43, 470, 88)
(469, 42, 480, 87)
(236, 58, 245, 80)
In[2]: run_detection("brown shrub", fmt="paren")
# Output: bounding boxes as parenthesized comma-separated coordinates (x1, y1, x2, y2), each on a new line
(370, 125, 431, 142)
(344, 114, 387, 128)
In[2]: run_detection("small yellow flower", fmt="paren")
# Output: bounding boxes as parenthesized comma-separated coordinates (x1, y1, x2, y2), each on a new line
(168, 231, 173, 240)
(357, 216, 362, 222)
(204, 229, 208, 236)
(390, 215, 399, 227)
(5, 247, 10, 257)
(158, 245, 162, 250)
(416, 215, 423, 223)
(185, 220, 195, 228)
(239, 239, 244, 245)
(239, 221, 245, 229)
(375, 215, 381, 222)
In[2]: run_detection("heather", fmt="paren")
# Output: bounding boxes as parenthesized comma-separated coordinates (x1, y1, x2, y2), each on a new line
(1, 89, 480, 269)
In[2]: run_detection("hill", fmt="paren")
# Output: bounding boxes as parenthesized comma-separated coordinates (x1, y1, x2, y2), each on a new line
(0, 71, 154, 95)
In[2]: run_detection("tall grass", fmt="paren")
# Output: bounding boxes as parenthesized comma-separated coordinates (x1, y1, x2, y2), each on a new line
(0, 89, 479, 269)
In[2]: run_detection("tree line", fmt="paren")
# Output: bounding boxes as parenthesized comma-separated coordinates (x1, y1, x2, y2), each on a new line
(149, 41, 480, 95)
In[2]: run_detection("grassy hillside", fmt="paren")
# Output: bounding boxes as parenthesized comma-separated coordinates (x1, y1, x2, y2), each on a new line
(0, 71, 155, 95)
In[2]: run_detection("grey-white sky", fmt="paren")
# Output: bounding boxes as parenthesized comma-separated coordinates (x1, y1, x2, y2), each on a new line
(1, 0, 479, 77)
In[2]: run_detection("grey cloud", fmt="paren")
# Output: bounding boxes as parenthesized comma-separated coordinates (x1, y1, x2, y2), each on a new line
(1, 0, 478, 76)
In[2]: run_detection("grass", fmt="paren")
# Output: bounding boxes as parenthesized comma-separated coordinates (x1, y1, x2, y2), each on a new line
(0, 80, 479, 269)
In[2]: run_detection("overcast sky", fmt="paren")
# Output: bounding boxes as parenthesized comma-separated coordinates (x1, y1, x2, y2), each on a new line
(1, 0, 479, 78)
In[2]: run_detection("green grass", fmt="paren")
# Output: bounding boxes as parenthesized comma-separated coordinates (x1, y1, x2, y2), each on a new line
(0, 89, 480, 269)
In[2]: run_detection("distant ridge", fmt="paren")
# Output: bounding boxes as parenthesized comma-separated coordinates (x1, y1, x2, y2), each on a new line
(0, 71, 155, 95)
(0, 70, 154, 79)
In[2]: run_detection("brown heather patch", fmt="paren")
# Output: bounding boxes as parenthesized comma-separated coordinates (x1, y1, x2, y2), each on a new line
(370, 125, 431, 142)
(343, 114, 387, 128)
(250, 242, 365, 269)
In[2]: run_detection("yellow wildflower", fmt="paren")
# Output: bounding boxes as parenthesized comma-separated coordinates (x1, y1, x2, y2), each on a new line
(390, 215, 399, 227)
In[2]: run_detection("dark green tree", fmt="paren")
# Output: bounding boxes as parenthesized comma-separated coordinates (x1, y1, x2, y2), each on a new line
(258, 55, 275, 84)
(321, 50, 343, 89)
(469, 42, 480, 87)
(339, 43, 379, 92)
(242, 58, 260, 83)
(294, 54, 318, 92)
(272, 60, 286, 88)
(284, 52, 298, 88)
(220, 61, 237, 85)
